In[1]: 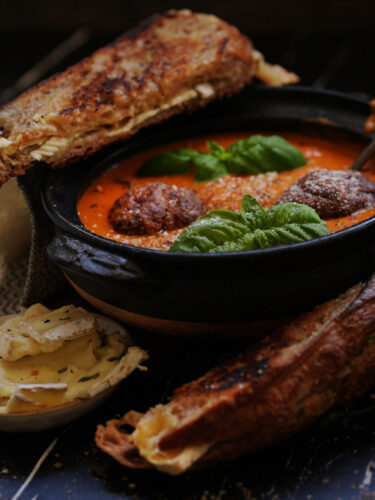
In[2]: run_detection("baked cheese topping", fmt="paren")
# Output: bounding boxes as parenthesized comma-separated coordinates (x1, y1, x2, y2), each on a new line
(0, 83, 215, 162)
(0, 304, 96, 361)
(0, 138, 12, 148)
(30, 137, 69, 161)
(253, 50, 299, 86)
(106, 88, 200, 138)
(6, 384, 68, 412)
(0, 304, 148, 413)
(132, 405, 210, 475)
(195, 83, 215, 98)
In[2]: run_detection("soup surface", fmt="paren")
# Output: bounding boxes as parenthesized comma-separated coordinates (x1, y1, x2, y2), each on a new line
(78, 132, 375, 250)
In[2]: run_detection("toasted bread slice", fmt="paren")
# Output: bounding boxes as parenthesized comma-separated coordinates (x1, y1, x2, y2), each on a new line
(0, 10, 256, 186)
(96, 275, 375, 475)
(0, 10, 299, 186)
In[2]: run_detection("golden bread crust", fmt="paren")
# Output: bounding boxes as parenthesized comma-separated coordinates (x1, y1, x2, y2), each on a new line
(0, 10, 255, 185)
(96, 276, 375, 474)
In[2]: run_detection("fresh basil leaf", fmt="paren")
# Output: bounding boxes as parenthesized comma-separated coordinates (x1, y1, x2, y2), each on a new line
(207, 140, 225, 156)
(192, 152, 228, 183)
(240, 194, 266, 230)
(137, 150, 195, 177)
(226, 135, 307, 174)
(169, 210, 249, 253)
(169, 195, 329, 253)
(264, 202, 323, 228)
(138, 148, 228, 182)
(138, 135, 307, 182)
(210, 223, 328, 253)
(209, 231, 258, 253)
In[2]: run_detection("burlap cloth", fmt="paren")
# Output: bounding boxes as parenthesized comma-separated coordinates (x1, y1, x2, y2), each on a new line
(0, 168, 66, 315)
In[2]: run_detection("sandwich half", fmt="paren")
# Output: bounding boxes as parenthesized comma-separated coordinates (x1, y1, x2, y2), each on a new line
(0, 10, 298, 186)
(96, 274, 375, 475)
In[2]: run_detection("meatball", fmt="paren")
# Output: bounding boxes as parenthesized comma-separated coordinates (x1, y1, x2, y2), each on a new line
(277, 169, 375, 218)
(108, 182, 207, 235)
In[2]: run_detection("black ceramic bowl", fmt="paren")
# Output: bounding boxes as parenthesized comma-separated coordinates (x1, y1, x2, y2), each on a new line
(42, 86, 375, 336)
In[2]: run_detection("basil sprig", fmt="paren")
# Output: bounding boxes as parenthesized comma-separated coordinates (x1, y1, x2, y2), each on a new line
(138, 135, 307, 183)
(225, 136, 307, 174)
(169, 195, 330, 253)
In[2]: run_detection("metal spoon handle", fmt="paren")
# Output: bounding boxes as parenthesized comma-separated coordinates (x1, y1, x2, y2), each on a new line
(350, 136, 375, 171)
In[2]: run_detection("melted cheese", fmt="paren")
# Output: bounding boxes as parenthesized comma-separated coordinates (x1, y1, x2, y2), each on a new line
(0, 304, 96, 361)
(6, 384, 67, 412)
(0, 304, 148, 413)
(30, 137, 69, 161)
(253, 50, 299, 86)
(0, 137, 12, 148)
(132, 405, 210, 475)
(195, 83, 215, 98)
(106, 88, 199, 138)
(7, 83, 215, 161)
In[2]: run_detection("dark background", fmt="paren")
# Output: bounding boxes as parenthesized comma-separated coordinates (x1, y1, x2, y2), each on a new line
(1, 2, 375, 499)
(1, 0, 374, 34)
(1, 0, 375, 101)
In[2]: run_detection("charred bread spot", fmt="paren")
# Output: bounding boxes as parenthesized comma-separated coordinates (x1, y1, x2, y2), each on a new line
(60, 103, 87, 116)
(197, 358, 269, 394)
(72, 74, 130, 111)
(213, 359, 269, 392)
(108, 182, 207, 235)
(219, 37, 229, 54)
(277, 169, 375, 218)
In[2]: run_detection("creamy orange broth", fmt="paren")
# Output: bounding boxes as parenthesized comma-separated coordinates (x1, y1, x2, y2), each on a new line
(77, 133, 375, 250)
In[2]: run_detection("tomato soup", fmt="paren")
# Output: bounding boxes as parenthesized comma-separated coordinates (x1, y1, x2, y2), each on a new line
(77, 132, 375, 250)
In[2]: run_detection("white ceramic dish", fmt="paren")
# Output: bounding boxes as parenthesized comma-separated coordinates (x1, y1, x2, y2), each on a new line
(0, 386, 116, 432)
(0, 314, 144, 432)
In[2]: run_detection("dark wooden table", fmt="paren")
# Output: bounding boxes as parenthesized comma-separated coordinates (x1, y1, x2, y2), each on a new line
(1, 26, 375, 500)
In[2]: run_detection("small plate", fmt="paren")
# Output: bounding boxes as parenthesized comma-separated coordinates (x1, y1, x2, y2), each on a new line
(0, 314, 140, 432)
(0, 386, 116, 432)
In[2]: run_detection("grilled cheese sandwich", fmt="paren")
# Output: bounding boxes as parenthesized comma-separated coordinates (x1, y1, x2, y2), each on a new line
(0, 10, 298, 186)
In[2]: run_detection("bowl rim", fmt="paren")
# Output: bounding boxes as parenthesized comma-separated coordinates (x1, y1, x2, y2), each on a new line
(0, 393, 98, 417)
(42, 85, 375, 262)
